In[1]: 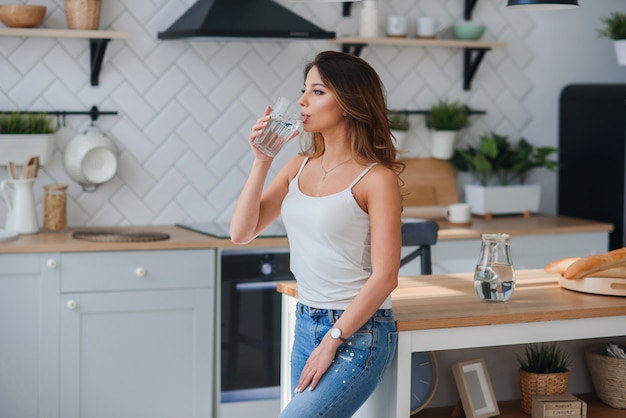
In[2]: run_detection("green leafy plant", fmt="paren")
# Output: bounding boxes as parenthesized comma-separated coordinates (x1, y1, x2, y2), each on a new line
(517, 342, 570, 374)
(426, 100, 470, 131)
(597, 12, 626, 40)
(0, 112, 55, 135)
(389, 111, 410, 131)
(451, 132, 559, 186)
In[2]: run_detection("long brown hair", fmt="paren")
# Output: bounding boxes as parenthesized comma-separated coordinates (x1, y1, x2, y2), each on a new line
(302, 51, 404, 176)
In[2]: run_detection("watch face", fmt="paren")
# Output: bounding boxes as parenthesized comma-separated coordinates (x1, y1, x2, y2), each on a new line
(330, 327, 341, 339)
(410, 351, 438, 414)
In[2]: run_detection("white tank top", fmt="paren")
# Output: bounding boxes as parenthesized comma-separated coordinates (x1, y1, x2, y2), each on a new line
(281, 157, 392, 310)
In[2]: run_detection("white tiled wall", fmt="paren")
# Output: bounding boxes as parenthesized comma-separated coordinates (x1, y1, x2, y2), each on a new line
(0, 0, 624, 226)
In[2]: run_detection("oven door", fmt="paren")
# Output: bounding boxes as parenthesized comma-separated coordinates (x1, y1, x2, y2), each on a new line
(220, 249, 293, 404)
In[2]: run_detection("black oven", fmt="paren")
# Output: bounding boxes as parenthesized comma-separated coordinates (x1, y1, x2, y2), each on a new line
(220, 248, 293, 403)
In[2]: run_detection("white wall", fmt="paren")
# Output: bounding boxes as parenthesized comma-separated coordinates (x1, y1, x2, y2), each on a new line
(1, 0, 624, 226)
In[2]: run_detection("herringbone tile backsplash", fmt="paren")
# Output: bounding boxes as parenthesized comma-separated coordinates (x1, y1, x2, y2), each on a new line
(1, 0, 534, 226)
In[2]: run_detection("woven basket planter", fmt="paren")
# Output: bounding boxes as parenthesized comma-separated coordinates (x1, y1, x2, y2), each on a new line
(64, 0, 101, 30)
(518, 369, 569, 414)
(585, 344, 626, 408)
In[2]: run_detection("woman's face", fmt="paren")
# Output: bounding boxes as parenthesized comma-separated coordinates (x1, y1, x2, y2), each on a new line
(298, 66, 346, 134)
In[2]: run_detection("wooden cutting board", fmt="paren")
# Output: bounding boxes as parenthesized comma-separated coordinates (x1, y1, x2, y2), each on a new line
(399, 158, 459, 207)
(559, 276, 626, 297)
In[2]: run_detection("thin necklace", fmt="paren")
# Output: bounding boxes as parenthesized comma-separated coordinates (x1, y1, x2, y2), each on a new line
(320, 155, 352, 181)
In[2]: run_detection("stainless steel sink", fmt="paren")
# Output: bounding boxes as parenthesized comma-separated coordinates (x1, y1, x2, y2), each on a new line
(72, 228, 170, 242)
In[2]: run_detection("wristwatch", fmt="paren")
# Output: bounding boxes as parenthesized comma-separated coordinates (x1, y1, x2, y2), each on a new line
(329, 327, 347, 342)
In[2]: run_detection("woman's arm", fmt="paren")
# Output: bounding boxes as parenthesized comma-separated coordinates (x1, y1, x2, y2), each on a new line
(295, 165, 402, 392)
(230, 108, 299, 244)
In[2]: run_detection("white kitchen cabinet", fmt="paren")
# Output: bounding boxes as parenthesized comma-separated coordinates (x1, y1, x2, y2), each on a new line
(58, 249, 216, 418)
(0, 253, 60, 418)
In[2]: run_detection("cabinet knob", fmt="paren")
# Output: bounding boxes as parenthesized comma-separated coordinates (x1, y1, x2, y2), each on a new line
(66, 300, 78, 310)
(47, 258, 57, 269)
(135, 267, 146, 277)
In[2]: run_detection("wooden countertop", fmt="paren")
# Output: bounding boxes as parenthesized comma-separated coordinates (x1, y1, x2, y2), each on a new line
(0, 214, 613, 254)
(277, 269, 626, 332)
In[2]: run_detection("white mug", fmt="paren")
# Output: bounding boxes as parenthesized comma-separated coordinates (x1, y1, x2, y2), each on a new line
(443, 203, 471, 224)
(386, 15, 407, 37)
(416, 16, 437, 38)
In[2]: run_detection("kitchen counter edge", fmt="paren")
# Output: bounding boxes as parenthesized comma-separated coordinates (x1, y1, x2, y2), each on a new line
(0, 215, 613, 254)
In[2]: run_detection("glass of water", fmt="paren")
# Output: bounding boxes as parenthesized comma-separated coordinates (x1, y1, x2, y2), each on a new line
(253, 97, 302, 157)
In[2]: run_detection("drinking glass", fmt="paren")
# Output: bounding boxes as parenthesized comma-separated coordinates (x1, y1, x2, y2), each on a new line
(253, 97, 302, 157)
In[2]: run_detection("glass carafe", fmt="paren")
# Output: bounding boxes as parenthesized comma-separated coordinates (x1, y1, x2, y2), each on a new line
(474, 233, 516, 302)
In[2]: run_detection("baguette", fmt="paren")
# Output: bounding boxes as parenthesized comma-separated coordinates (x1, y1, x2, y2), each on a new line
(589, 266, 626, 278)
(544, 257, 581, 275)
(563, 248, 626, 280)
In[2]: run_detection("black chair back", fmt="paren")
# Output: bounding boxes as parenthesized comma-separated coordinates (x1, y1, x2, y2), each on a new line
(400, 220, 439, 274)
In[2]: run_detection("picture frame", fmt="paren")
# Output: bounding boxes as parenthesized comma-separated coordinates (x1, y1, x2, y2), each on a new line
(451, 358, 500, 418)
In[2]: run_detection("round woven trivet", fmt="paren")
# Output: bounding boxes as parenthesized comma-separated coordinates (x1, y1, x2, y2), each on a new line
(72, 230, 170, 242)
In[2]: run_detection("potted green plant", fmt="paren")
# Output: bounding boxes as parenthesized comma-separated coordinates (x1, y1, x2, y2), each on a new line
(517, 342, 571, 414)
(451, 132, 558, 216)
(0, 112, 57, 166)
(389, 111, 410, 152)
(426, 100, 469, 160)
(597, 12, 626, 66)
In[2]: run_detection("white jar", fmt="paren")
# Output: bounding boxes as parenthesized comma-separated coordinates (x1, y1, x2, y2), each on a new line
(359, 0, 379, 38)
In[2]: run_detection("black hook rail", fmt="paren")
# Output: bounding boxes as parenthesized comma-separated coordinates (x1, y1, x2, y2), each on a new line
(0, 106, 118, 127)
(389, 109, 486, 115)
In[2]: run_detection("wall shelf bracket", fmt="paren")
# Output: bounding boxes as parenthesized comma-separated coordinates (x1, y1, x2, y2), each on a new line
(463, 47, 489, 91)
(342, 2, 353, 17)
(341, 42, 367, 56)
(89, 38, 111, 86)
(464, 0, 479, 20)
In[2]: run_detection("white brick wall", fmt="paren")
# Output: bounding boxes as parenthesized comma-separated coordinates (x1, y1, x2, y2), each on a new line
(0, 0, 624, 226)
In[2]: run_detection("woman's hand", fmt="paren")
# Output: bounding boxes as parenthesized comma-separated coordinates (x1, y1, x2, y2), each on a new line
(249, 106, 273, 161)
(295, 336, 341, 393)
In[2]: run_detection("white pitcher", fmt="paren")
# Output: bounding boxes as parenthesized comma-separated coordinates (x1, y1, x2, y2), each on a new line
(1, 178, 39, 234)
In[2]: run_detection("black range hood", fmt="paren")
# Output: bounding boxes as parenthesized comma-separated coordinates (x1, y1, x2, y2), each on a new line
(158, 0, 336, 40)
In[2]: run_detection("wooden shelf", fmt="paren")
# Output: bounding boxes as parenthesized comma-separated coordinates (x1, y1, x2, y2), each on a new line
(0, 28, 130, 86)
(415, 393, 623, 418)
(331, 37, 506, 91)
(332, 36, 506, 50)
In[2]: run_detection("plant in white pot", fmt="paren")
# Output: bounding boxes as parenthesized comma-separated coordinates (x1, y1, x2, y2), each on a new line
(389, 111, 410, 153)
(426, 100, 469, 160)
(597, 11, 626, 66)
(451, 132, 558, 217)
(0, 112, 57, 166)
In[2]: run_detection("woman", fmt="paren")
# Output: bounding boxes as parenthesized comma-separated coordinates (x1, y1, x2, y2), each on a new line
(230, 51, 403, 417)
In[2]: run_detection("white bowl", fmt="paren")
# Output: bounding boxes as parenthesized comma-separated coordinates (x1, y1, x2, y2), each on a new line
(64, 129, 117, 188)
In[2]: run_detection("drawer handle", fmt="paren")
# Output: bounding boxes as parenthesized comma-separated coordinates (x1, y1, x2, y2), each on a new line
(47, 258, 57, 269)
(135, 267, 146, 277)
(66, 300, 78, 310)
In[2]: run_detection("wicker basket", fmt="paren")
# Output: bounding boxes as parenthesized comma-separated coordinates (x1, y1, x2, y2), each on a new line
(585, 344, 626, 408)
(518, 369, 570, 414)
(64, 0, 101, 30)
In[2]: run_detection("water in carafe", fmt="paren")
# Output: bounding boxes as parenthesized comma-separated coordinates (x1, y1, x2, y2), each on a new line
(474, 233, 516, 302)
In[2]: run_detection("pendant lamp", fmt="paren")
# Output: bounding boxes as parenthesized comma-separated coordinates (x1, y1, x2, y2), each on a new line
(506, 0, 579, 10)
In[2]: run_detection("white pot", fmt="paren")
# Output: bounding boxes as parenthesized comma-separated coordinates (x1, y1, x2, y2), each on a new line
(64, 128, 117, 191)
(464, 184, 541, 215)
(391, 129, 408, 151)
(614, 39, 626, 66)
(431, 130, 457, 159)
(0, 133, 56, 165)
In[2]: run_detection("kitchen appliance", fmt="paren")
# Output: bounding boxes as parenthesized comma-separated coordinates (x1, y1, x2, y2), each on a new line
(176, 222, 290, 417)
(558, 84, 626, 250)
(157, 0, 335, 40)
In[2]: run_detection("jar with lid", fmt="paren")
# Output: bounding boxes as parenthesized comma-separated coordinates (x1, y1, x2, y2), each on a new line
(474, 233, 516, 302)
(43, 184, 68, 231)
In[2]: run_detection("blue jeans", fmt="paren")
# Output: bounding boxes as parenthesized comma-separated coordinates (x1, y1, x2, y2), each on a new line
(279, 303, 397, 418)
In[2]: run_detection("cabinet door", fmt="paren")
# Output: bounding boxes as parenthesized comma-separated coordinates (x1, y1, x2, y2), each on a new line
(0, 253, 60, 418)
(60, 288, 214, 418)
